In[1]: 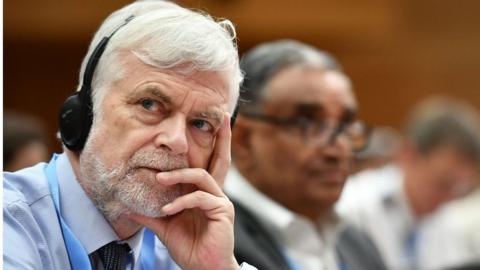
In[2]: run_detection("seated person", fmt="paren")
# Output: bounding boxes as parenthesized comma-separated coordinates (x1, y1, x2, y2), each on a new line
(338, 97, 480, 270)
(4, 111, 49, 171)
(226, 40, 386, 270)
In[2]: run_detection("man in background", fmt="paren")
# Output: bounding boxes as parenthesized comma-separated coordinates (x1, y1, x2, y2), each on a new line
(225, 40, 386, 270)
(338, 97, 480, 270)
(4, 111, 50, 171)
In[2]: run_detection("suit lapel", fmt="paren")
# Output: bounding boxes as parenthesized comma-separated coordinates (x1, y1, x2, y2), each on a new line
(232, 199, 292, 270)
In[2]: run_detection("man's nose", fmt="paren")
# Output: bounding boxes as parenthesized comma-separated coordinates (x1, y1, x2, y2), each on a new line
(154, 114, 189, 155)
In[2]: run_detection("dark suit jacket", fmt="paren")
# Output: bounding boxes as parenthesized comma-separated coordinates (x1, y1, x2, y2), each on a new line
(232, 199, 387, 270)
(445, 264, 480, 270)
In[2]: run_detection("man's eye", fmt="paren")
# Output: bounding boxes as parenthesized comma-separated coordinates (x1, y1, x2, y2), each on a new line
(140, 98, 158, 111)
(191, 119, 213, 132)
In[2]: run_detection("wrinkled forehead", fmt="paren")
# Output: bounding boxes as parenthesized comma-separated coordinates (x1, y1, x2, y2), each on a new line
(103, 50, 235, 111)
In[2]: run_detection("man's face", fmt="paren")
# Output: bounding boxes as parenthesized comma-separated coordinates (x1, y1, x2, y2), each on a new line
(406, 145, 477, 215)
(79, 52, 230, 220)
(239, 66, 357, 213)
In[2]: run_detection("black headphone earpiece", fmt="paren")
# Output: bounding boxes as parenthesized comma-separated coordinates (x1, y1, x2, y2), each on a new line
(59, 91, 93, 151)
(230, 102, 239, 129)
(59, 16, 134, 151)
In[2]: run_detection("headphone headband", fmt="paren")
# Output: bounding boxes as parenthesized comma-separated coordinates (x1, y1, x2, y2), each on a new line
(59, 16, 135, 151)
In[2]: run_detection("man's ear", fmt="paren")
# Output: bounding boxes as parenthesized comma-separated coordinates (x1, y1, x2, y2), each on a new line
(232, 116, 254, 161)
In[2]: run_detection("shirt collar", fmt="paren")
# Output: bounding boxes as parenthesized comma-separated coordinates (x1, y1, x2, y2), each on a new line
(56, 153, 143, 263)
(225, 166, 295, 233)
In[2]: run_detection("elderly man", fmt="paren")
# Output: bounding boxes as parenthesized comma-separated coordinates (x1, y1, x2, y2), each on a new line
(338, 97, 480, 270)
(4, 1, 256, 269)
(225, 40, 386, 270)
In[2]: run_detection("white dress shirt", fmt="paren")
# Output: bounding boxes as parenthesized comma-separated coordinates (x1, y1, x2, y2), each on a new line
(336, 165, 416, 270)
(336, 164, 479, 270)
(417, 189, 480, 269)
(225, 167, 343, 270)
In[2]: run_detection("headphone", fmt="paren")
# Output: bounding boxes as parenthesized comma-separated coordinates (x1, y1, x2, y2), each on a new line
(59, 15, 239, 151)
(59, 16, 134, 151)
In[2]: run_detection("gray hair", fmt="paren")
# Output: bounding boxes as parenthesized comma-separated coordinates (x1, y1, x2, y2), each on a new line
(406, 96, 480, 161)
(239, 39, 342, 112)
(78, 0, 242, 115)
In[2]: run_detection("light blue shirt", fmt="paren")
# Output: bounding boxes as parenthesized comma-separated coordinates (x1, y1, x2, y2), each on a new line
(3, 153, 181, 270)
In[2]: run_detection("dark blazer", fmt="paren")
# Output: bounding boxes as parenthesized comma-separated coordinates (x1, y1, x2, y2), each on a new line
(232, 199, 387, 270)
(445, 264, 480, 270)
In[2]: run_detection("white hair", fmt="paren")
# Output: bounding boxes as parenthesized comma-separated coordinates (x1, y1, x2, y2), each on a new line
(78, 0, 242, 116)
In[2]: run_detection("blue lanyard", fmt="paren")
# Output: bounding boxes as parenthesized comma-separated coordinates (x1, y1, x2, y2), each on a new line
(404, 228, 418, 269)
(339, 259, 351, 270)
(285, 255, 351, 270)
(281, 251, 302, 270)
(283, 248, 353, 270)
(45, 154, 156, 270)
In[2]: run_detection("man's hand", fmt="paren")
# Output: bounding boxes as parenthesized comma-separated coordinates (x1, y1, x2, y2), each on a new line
(128, 114, 239, 270)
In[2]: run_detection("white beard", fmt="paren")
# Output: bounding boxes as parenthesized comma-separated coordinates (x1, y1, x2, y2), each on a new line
(79, 132, 189, 221)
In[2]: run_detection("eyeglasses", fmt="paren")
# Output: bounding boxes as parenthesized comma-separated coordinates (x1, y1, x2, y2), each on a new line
(241, 111, 370, 151)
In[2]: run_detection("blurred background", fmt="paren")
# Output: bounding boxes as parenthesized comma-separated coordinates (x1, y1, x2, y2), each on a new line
(4, 1, 480, 268)
(4, 0, 480, 152)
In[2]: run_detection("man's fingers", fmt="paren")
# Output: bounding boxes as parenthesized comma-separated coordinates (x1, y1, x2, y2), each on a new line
(162, 190, 234, 221)
(208, 113, 232, 185)
(156, 168, 223, 197)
